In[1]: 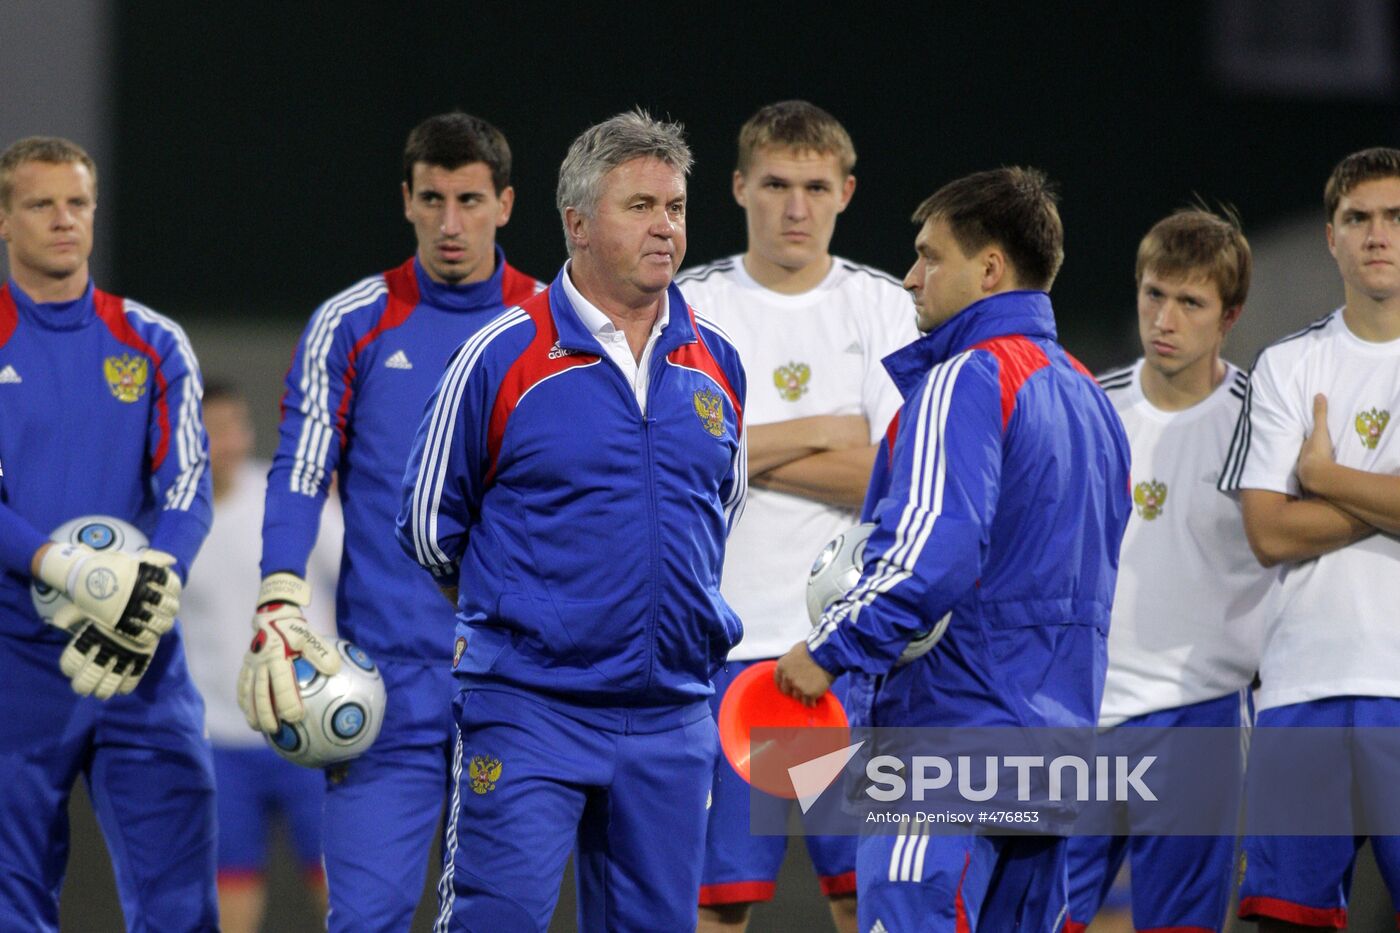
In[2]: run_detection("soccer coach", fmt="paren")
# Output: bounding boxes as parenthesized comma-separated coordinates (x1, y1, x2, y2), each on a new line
(397, 109, 748, 932)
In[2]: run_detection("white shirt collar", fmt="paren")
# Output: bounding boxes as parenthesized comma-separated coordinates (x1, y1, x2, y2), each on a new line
(562, 260, 670, 340)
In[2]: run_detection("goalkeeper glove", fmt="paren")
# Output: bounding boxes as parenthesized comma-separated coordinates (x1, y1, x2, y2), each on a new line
(236, 573, 341, 734)
(36, 544, 181, 642)
(51, 603, 156, 700)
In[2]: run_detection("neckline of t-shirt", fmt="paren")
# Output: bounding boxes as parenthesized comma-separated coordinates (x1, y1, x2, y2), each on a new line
(1130, 358, 1240, 425)
(730, 254, 844, 306)
(1334, 307, 1400, 355)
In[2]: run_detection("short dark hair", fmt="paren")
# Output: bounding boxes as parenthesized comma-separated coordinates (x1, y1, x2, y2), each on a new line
(201, 380, 243, 405)
(912, 166, 1064, 291)
(1136, 206, 1251, 311)
(1324, 147, 1400, 221)
(0, 136, 98, 210)
(403, 112, 511, 194)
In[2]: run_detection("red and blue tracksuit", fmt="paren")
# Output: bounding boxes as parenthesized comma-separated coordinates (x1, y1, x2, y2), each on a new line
(0, 278, 215, 932)
(262, 249, 542, 930)
(808, 291, 1131, 933)
(398, 267, 747, 932)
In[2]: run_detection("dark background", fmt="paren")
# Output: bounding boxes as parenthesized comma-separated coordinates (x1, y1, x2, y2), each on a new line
(110, 1, 1398, 368)
(15, 0, 1400, 929)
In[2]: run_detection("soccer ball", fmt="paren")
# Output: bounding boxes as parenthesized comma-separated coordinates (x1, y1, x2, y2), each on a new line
(806, 522, 950, 667)
(265, 639, 387, 768)
(31, 515, 148, 623)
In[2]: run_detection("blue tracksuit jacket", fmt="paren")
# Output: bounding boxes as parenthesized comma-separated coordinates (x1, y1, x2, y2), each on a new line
(808, 291, 1131, 730)
(398, 267, 747, 711)
(0, 279, 211, 637)
(262, 251, 542, 663)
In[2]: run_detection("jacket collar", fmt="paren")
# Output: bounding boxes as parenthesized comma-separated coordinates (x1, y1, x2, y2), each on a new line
(411, 245, 511, 314)
(883, 290, 1057, 397)
(547, 264, 696, 355)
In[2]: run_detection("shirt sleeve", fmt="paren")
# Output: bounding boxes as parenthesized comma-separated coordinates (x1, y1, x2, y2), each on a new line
(808, 349, 1002, 675)
(261, 295, 364, 578)
(1219, 348, 1304, 496)
(144, 318, 212, 581)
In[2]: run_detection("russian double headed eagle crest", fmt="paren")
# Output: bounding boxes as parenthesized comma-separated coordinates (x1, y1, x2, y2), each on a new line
(1133, 479, 1167, 521)
(1355, 408, 1390, 450)
(103, 354, 149, 403)
(469, 755, 502, 795)
(693, 388, 726, 437)
(773, 362, 811, 402)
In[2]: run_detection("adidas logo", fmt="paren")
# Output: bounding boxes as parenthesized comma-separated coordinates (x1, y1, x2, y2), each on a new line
(0, 365, 21, 384)
(844, 341, 863, 355)
(384, 350, 413, 370)
(547, 342, 577, 360)
(869, 921, 889, 933)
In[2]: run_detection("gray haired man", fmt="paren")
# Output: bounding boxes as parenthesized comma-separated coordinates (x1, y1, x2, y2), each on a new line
(397, 109, 749, 931)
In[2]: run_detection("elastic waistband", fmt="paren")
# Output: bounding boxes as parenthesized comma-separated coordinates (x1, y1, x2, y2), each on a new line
(458, 682, 711, 734)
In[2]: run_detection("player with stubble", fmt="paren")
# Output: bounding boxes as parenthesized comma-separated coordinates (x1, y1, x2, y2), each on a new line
(776, 167, 1131, 932)
(679, 100, 915, 933)
(237, 112, 543, 930)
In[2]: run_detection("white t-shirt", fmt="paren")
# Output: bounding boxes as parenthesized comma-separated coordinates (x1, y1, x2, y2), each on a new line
(1222, 309, 1400, 711)
(1097, 359, 1273, 727)
(181, 459, 342, 746)
(677, 254, 917, 660)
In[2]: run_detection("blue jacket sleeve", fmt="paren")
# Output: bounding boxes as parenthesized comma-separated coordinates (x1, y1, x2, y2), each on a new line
(143, 316, 212, 582)
(261, 296, 362, 578)
(807, 350, 1002, 675)
(396, 335, 498, 585)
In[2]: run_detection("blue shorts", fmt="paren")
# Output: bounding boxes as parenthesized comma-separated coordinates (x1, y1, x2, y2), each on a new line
(436, 685, 717, 933)
(322, 655, 456, 933)
(1240, 695, 1400, 929)
(699, 658, 856, 906)
(1065, 690, 1249, 932)
(211, 744, 324, 879)
(0, 626, 216, 933)
(857, 828, 1068, 933)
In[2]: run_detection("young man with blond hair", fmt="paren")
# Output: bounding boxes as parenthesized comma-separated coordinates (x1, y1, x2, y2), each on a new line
(0, 135, 215, 929)
(679, 100, 914, 933)
(1223, 147, 1400, 932)
(1065, 208, 1272, 932)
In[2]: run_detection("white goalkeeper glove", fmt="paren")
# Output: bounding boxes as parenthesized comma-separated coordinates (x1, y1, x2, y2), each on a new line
(50, 603, 156, 700)
(237, 573, 341, 734)
(37, 543, 181, 642)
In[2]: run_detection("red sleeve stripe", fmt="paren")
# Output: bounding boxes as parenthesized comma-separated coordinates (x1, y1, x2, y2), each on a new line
(500, 263, 545, 306)
(332, 262, 420, 452)
(0, 285, 17, 349)
(971, 335, 1051, 430)
(484, 294, 599, 485)
(93, 290, 172, 471)
(289, 274, 388, 496)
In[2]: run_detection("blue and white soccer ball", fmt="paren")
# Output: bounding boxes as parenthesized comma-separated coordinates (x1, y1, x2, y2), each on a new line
(31, 515, 149, 623)
(806, 522, 950, 667)
(266, 639, 387, 768)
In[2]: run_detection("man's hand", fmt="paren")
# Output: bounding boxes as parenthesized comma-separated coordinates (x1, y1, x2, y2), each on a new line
(236, 574, 340, 733)
(51, 603, 155, 699)
(775, 641, 836, 707)
(1297, 394, 1337, 494)
(36, 545, 181, 641)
